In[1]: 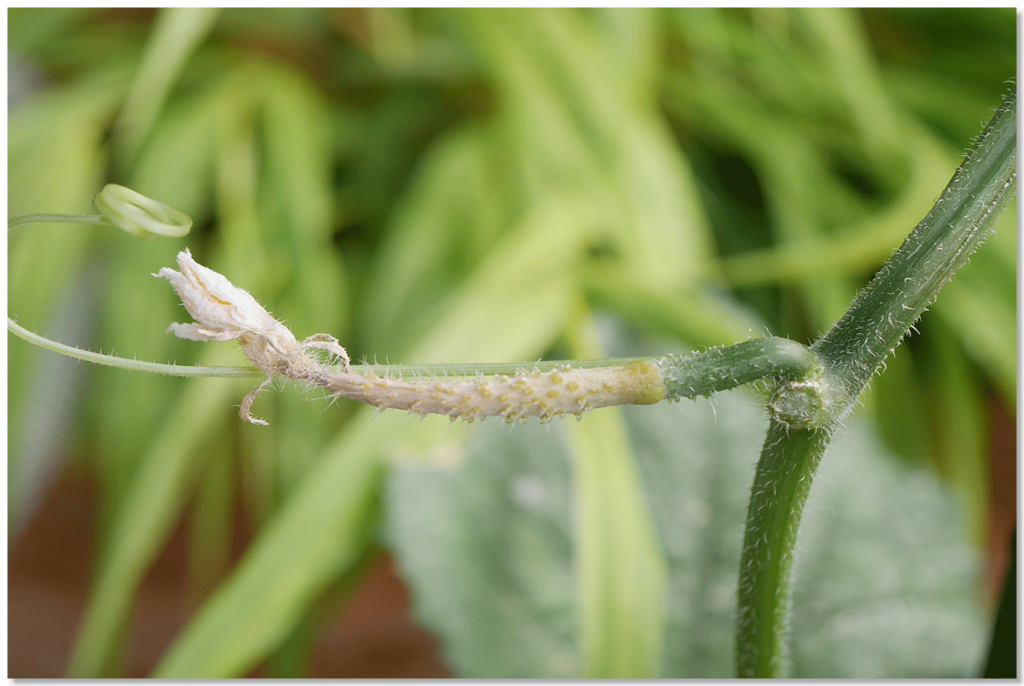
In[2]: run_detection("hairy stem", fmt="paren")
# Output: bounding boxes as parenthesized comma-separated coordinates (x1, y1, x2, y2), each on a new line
(814, 85, 1017, 418)
(736, 424, 829, 677)
(735, 85, 1016, 677)
(321, 338, 823, 424)
(659, 337, 821, 402)
(7, 318, 262, 378)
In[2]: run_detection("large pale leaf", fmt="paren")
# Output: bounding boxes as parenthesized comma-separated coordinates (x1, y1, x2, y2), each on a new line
(385, 329, 986, 678)
(385, 417, 579, 677)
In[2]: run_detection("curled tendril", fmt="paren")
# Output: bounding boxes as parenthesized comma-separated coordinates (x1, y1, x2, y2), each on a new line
(93, 184, 193, 238)
(8, 185, 202, 382)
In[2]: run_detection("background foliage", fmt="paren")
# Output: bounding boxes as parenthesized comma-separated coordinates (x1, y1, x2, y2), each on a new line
(8, 7, 1015, 678)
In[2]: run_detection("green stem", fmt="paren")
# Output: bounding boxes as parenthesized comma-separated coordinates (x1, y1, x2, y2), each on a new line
(735, 85, 1016, 678)
(8, 213, 112, 229)
(814, 85, 1016, 417)
(7, 318, 262, 378)
(659, 337, 821, 402)
(736, 424, 830, 677)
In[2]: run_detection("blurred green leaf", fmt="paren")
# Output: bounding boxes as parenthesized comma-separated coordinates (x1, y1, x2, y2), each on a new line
(186, 432, 235, 606)
(461, 8, 712, 290)
(67, 368, 240, 677)
(152, 406, 389, 678)
(919, 321, 989, 547)
(360, 126, 498, 353)
(565, 408, 666, 677)
(116, 8, 221, 160)
(8, 7, 95, 53)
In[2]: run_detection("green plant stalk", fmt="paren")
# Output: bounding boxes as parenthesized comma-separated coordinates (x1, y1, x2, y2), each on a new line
(735, 86, 1016, 678)
(814, 87, 1017, 412)
(8, 213, 111, 229)
(658, 337, 820, 402)
(735, 423, 830, 677)
(7, 318, 262, 378)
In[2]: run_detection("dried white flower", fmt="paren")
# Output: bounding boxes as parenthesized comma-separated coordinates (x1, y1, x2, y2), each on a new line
(156, 248, 293, 346)
(156, 249, 349, 424)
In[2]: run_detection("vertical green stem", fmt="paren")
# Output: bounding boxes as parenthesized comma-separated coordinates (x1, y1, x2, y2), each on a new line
(735, 424, 830, 677)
